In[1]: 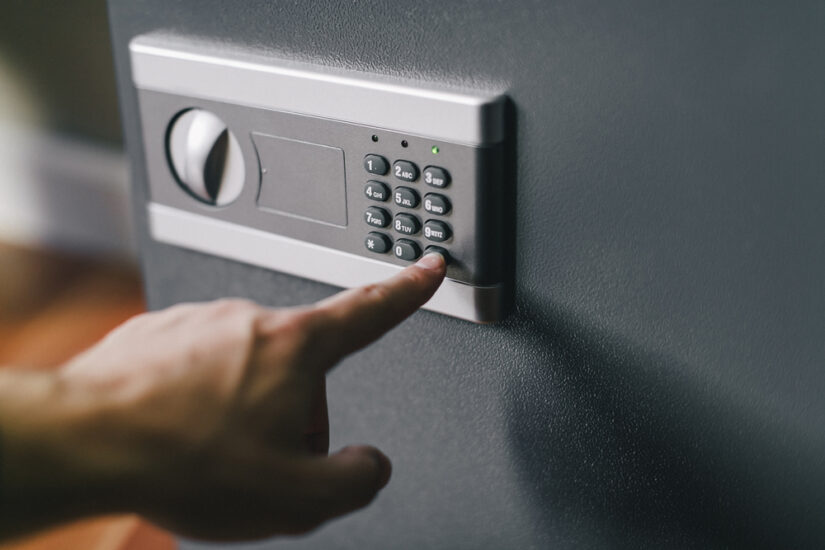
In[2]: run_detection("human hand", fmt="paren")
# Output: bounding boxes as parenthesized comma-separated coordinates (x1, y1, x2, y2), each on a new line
(0, 253, 446, 541)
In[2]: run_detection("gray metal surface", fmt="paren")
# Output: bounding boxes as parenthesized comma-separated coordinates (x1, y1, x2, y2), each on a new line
(108, 1, 825, 548)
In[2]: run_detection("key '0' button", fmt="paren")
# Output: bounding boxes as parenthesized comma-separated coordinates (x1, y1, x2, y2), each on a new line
(394, 238, 421, 261)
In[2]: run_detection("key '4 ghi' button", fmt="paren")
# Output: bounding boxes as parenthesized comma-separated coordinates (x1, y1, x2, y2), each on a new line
(424, 220, 451, 242)
(423, 193, 452, 215)
(364, 181, 389, 202)
(394, 238, 421, 261)
(394, 213, 421, 235)
(364, 154, 389, 175)
(393, 160, 419, 182)
(393, 186, 420, 208)
(365, 232, 392, 254)
(365, 206, 391, 228)
(423, 166, 451, 188)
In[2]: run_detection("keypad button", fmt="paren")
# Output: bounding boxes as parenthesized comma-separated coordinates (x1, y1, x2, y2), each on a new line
(425, 245, 450, 264)
(393, 160, 419, 182)
(423, 220, 452, 242)
(365, 232, 392, 253)
(423, 166, 451, 188)
(394, 238, 421, 261)
(393, 213, 421, 235)
(365, 206, 391, 228)
(423, 193, 452, 215)
(393, 186, 420, 208)
(364, 181, 389, 202)
(364, 154, 389, 175)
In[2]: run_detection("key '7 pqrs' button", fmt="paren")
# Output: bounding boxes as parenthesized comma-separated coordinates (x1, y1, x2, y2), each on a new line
(365, 206, 391, 228)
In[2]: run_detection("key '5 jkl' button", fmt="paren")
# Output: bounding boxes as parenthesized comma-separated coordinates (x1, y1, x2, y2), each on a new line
(423, 193, 451, 215)
(365, 206, 391, 228)
(394, 186, 420, 208)
(394, 239, 421, 261)
(394, 213, 421, 235)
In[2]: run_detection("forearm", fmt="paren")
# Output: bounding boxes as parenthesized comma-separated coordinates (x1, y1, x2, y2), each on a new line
(0, 369, 124, 539)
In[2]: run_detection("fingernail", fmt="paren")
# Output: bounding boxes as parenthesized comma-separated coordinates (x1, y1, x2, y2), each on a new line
(369, 450, 393, 489)
(416, 252, 445, 271)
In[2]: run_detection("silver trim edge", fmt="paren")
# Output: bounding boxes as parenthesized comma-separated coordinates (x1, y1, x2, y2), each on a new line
(130, 35, 505, 146)
(148, 203, 504, 323)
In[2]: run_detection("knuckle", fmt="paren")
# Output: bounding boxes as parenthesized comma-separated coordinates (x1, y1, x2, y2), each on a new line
(359, 283, 392, 303)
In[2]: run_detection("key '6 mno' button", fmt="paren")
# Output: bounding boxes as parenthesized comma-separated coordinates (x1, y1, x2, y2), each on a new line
(423, 193, 451, 215)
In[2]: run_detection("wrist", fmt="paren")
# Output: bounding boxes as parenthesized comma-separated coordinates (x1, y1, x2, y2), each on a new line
(0, 369, 134, 535)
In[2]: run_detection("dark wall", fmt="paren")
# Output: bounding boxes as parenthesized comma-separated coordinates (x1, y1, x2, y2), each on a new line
(107, 2, 825, 548)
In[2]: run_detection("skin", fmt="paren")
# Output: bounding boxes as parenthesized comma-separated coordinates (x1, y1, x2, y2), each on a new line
(0, 252, 446, 542)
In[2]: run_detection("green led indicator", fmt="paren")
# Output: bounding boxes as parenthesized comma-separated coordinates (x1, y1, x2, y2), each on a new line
(431, 145, 440, 154)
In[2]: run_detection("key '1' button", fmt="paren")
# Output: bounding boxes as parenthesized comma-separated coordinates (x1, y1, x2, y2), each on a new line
(424, 220, 451, 242)
(364, 154, 389, 175)
(423, 166, 451, 188)
(365, 181, 389, 201)
(365, 206, 390, 228)
(394, 238, 421, 261)
(393, 186, 420, 208)
(365, 232, 392, 254)
(393, 160, 419, 182)
(394, 213, 421, 235)
(423, 193, 451, 215)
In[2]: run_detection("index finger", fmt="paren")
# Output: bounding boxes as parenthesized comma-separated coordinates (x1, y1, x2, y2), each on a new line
(307, 252, 446, 365)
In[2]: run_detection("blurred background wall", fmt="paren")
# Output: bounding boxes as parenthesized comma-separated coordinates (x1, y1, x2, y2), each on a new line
(0, 0, 132, 255)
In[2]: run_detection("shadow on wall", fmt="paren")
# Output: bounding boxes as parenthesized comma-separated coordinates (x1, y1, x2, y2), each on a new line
(502, 295, 825, 548)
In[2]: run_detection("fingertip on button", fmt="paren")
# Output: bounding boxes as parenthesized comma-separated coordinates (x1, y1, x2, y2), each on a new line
(424, 246, 450, 266)
(416, 251, 446, 271)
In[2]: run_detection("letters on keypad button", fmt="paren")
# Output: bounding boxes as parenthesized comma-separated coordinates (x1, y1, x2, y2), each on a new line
(393, 160, 419, 182)
(365, 206, 391, 228)
(394, 213, 421, 235)
(424, 220, 451, 242)
(365, 181, 389, 202)
(423, 193, 451, 215)
(423, 166, 450, 188)
(394, 186, 420, 208)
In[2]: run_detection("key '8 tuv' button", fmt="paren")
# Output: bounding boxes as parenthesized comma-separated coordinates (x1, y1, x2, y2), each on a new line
(365, 206, 391, 228)
(394, 238, 421, 261)
(394, 213, 421, 235)
(365, 181, 389, 201)
(364, 154, 389, 175)
(393, 160, 419, 182)
(365, 231, 392, 253)
(393, 186, 420, 208)
(423, 193, 451, 215)
(423, 166, 451, 188)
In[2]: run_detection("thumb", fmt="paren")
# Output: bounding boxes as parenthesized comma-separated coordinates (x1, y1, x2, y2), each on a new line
(292, 445, 392, 525)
